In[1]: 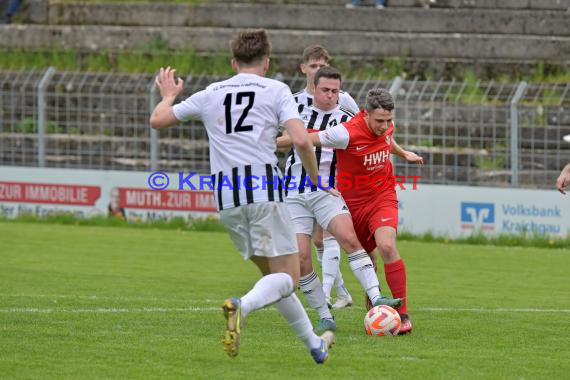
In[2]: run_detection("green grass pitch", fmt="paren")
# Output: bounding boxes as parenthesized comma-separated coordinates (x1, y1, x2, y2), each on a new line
(1, 222, 569, 379)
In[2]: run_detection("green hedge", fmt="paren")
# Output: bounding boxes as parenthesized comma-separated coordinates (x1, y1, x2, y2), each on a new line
(2, 213, 568, 249)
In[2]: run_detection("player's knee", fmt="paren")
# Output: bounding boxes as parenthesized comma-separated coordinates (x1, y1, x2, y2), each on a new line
(336, 232, 362, 253)
(377, 241, 397, 257)
(344, 240, 362, 253)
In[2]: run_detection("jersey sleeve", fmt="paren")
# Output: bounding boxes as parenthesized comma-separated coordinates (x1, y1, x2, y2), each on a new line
(172, 89, 207, 122)
(318, 124, 350, 149)
(275, 85, 302, 127)
(340, 92, 360, 114)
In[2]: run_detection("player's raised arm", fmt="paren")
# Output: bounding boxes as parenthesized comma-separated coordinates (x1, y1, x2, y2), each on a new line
(391, 138, 424, 165)
(150, 67, 185, 130)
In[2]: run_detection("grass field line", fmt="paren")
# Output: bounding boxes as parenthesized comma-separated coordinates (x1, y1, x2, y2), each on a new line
(1, 306, 570, 314)
(0, 294, 221, 303)
(0, 307, 222, 313)
(419, 307, 570, 313)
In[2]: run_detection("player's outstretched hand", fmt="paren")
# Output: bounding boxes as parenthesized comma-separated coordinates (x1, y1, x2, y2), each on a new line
(403, 151, 424, 165)
(155, 66, 184, 99)
(556, 172, 569, 194)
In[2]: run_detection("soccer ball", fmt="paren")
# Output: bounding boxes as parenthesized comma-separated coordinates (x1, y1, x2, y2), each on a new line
(364, 305, 401, 336)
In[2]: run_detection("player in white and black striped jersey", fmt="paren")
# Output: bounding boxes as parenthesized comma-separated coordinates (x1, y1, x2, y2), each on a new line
(293, 45, 359, 115)
(278, 66, 401, 333)
(294, 45, 357, 311)
(150, 29, 334, 363)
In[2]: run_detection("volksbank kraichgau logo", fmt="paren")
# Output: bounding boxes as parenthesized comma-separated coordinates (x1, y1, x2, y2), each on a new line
(461, 202, 495, 231)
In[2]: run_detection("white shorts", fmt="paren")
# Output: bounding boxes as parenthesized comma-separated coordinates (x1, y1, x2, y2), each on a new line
(219, 202, 298, 260)
(285, 191, 350, 235)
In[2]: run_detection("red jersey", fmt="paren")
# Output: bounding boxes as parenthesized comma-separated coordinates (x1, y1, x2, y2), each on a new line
(335, 111, 396, 208)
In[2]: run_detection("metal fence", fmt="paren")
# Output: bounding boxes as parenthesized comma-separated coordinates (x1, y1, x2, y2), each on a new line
(1, 68, 569, 189)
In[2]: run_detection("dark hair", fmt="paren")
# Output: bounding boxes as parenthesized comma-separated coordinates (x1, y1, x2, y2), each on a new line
(314, 66, 342, 87)
(230, 29, 271, 65)
(302, 45, 331, 64)
(365, 88, 394, 111)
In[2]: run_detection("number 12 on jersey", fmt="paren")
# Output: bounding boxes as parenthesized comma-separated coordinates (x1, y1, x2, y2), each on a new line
(223, 91, 256, 134)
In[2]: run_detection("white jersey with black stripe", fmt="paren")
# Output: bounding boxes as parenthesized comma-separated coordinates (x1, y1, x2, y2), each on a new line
(173, 73, 300, 210)
(283, 104, 355, 196)
(293, 88, 360, 114)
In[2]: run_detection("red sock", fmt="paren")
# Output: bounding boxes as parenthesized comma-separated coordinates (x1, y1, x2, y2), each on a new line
(384, 258, 407, 315)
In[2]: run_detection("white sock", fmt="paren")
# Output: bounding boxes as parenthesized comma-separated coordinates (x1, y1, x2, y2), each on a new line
(331, 251, 349, 297)
(315, 246, 324, 265)
(274, 293, 322, 350)
(322, 237, 340, 299)
(240, 272, 294, 318)
(347, 250, 381, 303)
(299, 271, 333, 319)
(334, 271, 349, 296)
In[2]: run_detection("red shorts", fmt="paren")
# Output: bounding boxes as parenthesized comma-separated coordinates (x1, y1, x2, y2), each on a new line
(348, 197, 398, 253)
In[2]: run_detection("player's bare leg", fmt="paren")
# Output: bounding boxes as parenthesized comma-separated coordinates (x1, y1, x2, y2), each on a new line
(374, 226, 412, 334)
(326, 214, 401, 309)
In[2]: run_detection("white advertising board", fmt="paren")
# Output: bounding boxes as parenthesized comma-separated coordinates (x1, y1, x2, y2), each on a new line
(396, 184, 570, 238)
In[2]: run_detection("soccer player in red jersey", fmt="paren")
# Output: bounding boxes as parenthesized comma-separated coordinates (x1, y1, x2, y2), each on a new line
(310, 88, 423, 334)
(278, 67, 403, 334)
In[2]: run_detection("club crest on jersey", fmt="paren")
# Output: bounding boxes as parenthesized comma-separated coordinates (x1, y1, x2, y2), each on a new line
(329, 119, 338, 127)
(386, 135, 391, 144)
(302, 114, 309, 120)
